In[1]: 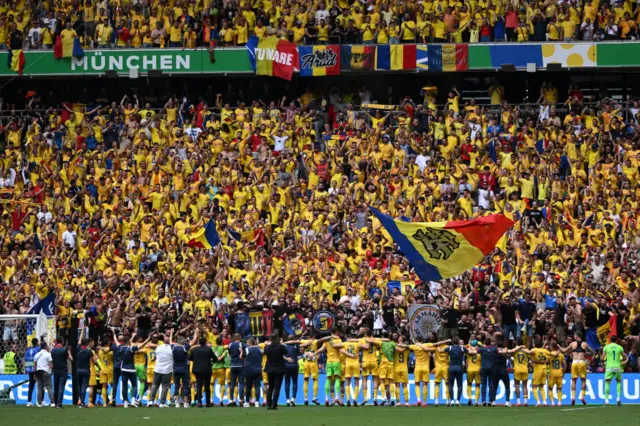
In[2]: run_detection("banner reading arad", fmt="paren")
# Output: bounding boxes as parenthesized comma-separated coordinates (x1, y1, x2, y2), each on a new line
(312, 310, 335, 336)
(246, 36, 298, 81)
(408, 304, 442, 342)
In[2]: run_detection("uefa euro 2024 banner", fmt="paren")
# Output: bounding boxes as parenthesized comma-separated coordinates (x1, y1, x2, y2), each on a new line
(1, 374, 639, 405)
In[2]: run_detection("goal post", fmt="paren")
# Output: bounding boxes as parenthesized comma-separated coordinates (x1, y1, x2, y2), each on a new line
(0, 313, 57, 374)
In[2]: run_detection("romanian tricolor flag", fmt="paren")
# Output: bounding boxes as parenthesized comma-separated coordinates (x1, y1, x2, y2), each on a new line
(246, 36, 298, 81)
(340, 45, 374, 71)
(370, 207, 513, 282)
(375, 44, 417, 71)
(187, 218, 221, 249)
(299, 45, 340, 76)
(428, 44, 468, 72)
(7, 49, 25, 74)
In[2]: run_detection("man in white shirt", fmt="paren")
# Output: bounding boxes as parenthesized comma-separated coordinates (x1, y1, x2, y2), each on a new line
(148, 335, 173, 407)
(337, 287, 361, 311)
(61, 223, 77, 249)
(314, 3, 330, 24)
(34, 342, 55, 407)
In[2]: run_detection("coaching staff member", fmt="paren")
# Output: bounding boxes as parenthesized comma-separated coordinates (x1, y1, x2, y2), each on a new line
(264, 334, 287, 410)
(188, 336, 223, 407)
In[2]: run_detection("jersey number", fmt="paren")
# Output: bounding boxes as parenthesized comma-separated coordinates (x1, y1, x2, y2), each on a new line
(517, 354, 525, 364)
(471, 355, 478, 363)
(398, 353, 405, 363)
(149, 352, 156, 361)
(552, 360, 560, 370)
(611, 350, 617, 360)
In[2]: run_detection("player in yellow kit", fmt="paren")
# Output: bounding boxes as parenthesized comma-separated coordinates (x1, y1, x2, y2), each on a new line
(529, 341, 550, 407)
(315, 334, 345, 406)
(466, 339, 482, 406)
(433, 338, 451, 406)
(394, 336, 410, 406)
(145, 342, 157, 404)
(341, 335, 362, 406)
(409, 339, 434, 406)
(510, 339, 530, 407)
(366, 335, 396, 406)
(359, 329, 379, 405)
(548, 342, 566, 407)
(300, 338, 321, 405)
(98, 339, 113, 407)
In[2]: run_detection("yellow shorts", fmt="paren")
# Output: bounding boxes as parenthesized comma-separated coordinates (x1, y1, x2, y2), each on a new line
(378, 362, 394, 380)
(147, 368, 155, 384)
(514, 370, 529, 381)
(571, 361, 587, 379)
(532, 370, 547, 386)
(344, 364, 360, 379)
(414, 367, 430, 383)
(467, 370, 480, 384)
(435, 367, 448, 383)
(394, 369, 408, 383)
(211, 369, 226, 384)
(100, 371, 113, 385)
(303, 361, 319, 379)
(548, 374, 563, 389)
(362, 361, 378, 377)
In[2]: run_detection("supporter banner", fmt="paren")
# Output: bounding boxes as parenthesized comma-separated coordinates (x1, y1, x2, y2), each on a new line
(249, 309, 273, 337)
(2, 374, 639, 405)
(283, 313, 305, 337)
(541, 43, 597, 67)
(408, 304, 442, 342)
(416, 45, 428, 70)
(298, 45, 340, 76)
(428, 44, 468, 72)
(375, 44, 416, 71)
(340, 45, 375, 71)
(0, 48, 252, 76)
(246, 36, 298, 80)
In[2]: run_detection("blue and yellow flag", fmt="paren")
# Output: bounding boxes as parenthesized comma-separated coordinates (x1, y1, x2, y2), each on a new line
(187, 218, 221, 249)
(299, 45, 340, 76)
(247, 36, 298, 80)
(370, 207, 513, 281)
(428, 44, 468, 72)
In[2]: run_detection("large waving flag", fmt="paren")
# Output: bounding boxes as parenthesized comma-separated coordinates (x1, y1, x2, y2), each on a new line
(246, 36, 298, 80)
(370, 207, 513, 282)
(187, 218, 221, 249)
(7, 49, 25, 74)
(428, 44, 468, 72)
(375, 44, 416, 71)
(299, 45, 340, 76)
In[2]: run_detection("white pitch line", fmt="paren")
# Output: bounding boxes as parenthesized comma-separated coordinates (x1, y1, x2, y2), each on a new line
(560, 406, 605, 412)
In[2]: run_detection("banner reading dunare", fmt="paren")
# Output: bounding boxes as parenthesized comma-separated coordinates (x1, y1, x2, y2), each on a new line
(247, 36, 298, 80)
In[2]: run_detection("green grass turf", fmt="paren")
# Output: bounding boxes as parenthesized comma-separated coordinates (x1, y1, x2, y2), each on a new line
(1, 405, 639, 426)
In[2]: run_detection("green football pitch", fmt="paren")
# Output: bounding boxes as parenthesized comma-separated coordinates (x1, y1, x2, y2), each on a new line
(1, 405, 639, 426)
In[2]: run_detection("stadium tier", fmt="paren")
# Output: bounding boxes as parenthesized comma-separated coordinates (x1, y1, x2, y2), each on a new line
(0, 1, 638, 411)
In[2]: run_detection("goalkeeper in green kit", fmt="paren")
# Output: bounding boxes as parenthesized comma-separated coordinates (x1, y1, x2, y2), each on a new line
(602, 336, 628, 406)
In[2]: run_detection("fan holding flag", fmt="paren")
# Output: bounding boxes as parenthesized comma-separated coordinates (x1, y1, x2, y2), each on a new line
(54, 21, 84, 59)
(7, 23, 25, 74)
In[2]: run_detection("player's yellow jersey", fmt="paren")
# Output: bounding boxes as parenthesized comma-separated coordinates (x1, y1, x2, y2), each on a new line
(360, 338, 378, 364)
(409, 344, 432, 370)
(302, 339, 319, 361)
(549, 352, 564, 377)
(343, 341, 361, 366)
(99, 349, 113, 369)
(394, 349, 409, 371)
(145, 347, 156, 369)
(513, 349, 529, 373)
(531, 348, 550, 372)
(134, 347, 147, 366)
(435, 347, 450, 368)
(325, 337, 343, 363)
(259, 342, 268, 367)
(466, 350, 481, 372)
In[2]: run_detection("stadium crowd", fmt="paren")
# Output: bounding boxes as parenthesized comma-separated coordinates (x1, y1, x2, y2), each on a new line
(1, 0, 640, 50)
(0, 76, 638, 407)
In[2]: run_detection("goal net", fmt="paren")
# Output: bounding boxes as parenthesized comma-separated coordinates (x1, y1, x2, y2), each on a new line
(0, 313, 57, 374)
